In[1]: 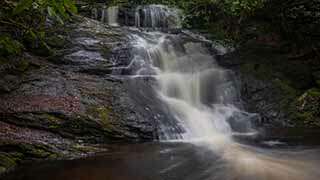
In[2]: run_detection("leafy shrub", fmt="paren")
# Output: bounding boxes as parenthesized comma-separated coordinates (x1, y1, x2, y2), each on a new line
(0, 0, 77, 56)
(223, 0, 264, 16)
(0, 36, 23, 57)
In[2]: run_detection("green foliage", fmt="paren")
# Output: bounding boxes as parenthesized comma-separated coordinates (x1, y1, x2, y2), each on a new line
(224, 0, 264, 16)
(13, 0, 33, 15)
(0, 0, 77, 56)
(0, 36, 23, 57)
(12, 0, 78, 24)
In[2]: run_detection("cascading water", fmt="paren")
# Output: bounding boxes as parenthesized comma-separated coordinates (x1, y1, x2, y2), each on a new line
(135, 5, 182, 28)
(116, 6, 320, 180)
(92, 6, 119, 26)
(124, 7, 254, 141)
(107, 6, 119, 26)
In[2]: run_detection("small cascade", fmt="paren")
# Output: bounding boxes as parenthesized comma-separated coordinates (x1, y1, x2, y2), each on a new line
(107, 6, 119, 26)
(135, 5, 182, 28)
(91, 6, 119, 26)
(126, 31, 254, 140)
(90, 4, 181, 28)
(100, 6, 107, 23)
(102, 4, 254, 140)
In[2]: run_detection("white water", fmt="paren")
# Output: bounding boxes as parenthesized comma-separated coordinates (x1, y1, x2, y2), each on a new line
(99, 5, 320, 179)
(135, 5, 182, 28)
(107, 6, 119, 26)
(93, 6, 119, 26)
(129, 31, 251, 141)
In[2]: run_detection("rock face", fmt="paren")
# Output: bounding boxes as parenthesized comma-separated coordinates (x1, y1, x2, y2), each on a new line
(219, 41, 320, 129)
(0, 17, 157, 174)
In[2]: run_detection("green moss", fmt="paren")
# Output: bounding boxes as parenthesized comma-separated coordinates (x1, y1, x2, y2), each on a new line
(15, 59, 30, 72)
(86, 106, 114, 130)
(49, 125, 60, 129)
(40, 113, 63, 124)
(47, 154, 59, 159)
(97, 107, 110, 122)
(307, 88, 320, 97)
(8, 152, 24, 159)
(23, 32, 53, 56)
(0, 36, 23, 57)
(16, 144, 55, 158)
(46, 35, 66, 48)
(292, 88, 320, 127)
(296, 112, 314, 124)
(29, 148, 51, 158)
(0, 154, 17, 169)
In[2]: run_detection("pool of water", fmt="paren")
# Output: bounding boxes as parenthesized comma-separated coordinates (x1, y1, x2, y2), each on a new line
(3, 141, 320, 180)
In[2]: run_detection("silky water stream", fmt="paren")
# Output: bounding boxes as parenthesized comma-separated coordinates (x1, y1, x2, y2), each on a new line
(3, 4, 320, 180)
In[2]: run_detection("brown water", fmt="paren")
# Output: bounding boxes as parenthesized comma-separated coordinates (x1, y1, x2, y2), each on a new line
(2, 142, 320, 180)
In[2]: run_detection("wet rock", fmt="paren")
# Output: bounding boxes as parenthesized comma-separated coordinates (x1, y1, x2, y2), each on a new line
(0, 17, 157, 175)
(219, 42, 318, 128)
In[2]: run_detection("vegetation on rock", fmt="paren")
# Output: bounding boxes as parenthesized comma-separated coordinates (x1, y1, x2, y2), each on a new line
(0, 0, 77, 57)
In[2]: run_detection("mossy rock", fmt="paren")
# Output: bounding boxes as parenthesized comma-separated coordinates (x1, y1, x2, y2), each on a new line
(72, 144, 102, 153)
(23, 33, 53, 56)
(8, 143, 57, 159)
(86, 106, 114, 130)
(0, 57, 30, 74)
(0, 36, 23, 57)
(0, 153, 17, 169)
(46, 35, 67, 48)
(15, 59, 30, 72)
(35, 113, 65, 130)
(27, 148, 52, 158)
(293, 88, 320, 127)
(40, 113, 63, 124)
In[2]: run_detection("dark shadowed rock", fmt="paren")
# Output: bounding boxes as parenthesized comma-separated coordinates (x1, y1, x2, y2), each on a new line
(219, 41, 319, 129)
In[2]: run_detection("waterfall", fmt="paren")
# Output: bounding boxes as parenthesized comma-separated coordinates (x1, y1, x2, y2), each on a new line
(91, 6, 119, 26)
(107, 6, 119, 26)
(127, 30, 253, 141)
(135, 5, 182, 28)
(91, 8, 98, 20)
(99, 4, 254, 141)
(100, 6, 107, 23)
